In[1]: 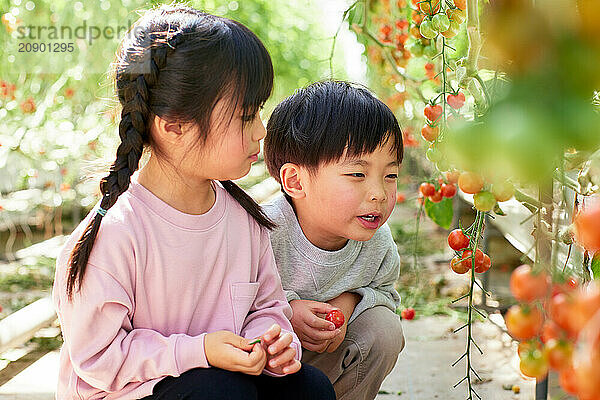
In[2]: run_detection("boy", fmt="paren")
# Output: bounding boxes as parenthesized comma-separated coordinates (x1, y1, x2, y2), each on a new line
(262, 80, 405, 400)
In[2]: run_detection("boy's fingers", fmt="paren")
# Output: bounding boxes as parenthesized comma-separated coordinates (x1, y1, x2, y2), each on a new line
(305, 314, 336, 331)
(309, 301, 337, 315)
(304, 326, 341, 342)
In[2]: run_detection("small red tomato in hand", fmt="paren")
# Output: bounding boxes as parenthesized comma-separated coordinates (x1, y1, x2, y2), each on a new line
(326, 310, 345, 329)
(446, 92, 466, 109)
(401, 307, 415, 320)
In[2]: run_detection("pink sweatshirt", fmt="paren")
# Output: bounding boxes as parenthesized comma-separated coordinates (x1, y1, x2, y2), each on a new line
(52, 173, 301, 399)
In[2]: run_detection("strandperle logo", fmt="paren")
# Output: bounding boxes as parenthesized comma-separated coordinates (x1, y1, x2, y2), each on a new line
(14, 19, 137, 45)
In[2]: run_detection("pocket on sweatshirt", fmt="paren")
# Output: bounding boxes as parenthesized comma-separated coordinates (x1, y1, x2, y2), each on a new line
(230, 282, 260, 334)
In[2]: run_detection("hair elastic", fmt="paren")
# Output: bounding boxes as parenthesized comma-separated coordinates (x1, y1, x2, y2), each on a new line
(97, 207, 108, 217)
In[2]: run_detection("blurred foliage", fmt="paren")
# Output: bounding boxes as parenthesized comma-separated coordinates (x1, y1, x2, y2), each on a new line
(0, 0, 348, 221)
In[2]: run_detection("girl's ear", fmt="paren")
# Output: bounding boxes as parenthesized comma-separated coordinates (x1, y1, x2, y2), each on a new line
(150, 115, 184, 144)
(280, 163, 306, 199)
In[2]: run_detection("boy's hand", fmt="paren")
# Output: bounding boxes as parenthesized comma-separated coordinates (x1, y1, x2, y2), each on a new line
(205, 330, 267, 375)
(261, 323, 302, 375)
(290, 300, 342, 353)
(323, 292, 361, 353)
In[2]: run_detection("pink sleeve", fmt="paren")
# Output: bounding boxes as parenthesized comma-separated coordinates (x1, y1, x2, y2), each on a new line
(57, 264, 208, 392)
(240, 229, 302, 377)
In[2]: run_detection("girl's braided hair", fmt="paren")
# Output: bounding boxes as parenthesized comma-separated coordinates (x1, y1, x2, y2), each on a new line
(66, 4, 275, 298)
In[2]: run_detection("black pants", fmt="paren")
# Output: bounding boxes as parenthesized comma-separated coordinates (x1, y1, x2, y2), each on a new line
(141, 364, 336, 400)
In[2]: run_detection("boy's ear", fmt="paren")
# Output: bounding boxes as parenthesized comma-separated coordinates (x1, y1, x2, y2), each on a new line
(280, 163, 306, 199)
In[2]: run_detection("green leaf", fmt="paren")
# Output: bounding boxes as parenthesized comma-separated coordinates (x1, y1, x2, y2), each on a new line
(592, 252, 600, 280)
(424, 197, 453, 229)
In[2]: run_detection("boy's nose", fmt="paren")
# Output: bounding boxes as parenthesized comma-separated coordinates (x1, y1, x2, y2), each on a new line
(370, 184, 388, 202)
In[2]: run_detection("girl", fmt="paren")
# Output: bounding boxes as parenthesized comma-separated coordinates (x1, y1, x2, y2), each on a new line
(52, 4, 336, 400)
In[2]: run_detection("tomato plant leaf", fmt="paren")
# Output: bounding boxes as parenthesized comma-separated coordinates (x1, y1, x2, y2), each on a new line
(591, 252, 600, 280)
(424, 197, 453, 229)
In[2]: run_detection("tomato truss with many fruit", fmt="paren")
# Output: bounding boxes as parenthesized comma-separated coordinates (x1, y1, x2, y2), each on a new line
(332, 0, 600, 398)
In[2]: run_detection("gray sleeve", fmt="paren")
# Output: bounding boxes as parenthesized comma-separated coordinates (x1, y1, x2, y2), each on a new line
(348, 241, 401, 324)
(285, 289, 301, 303)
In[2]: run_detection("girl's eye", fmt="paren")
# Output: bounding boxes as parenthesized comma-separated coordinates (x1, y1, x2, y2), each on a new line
(386, 174, 398, 179)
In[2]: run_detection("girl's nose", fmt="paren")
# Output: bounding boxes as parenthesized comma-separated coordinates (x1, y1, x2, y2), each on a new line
(253, 119, 267, 142)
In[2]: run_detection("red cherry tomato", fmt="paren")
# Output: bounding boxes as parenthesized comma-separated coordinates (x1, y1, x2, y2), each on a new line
(325, 310, 345, 329)
(474, 253, 491, 273)
(509, 264, 550, 303)
(441, 183, 457, 198)
(421, 124, 439, 142)
(419, 182, 436, 197)
(446, 92, 465, 109)
(505, 304, 544, 341)
(540, 320, 562, 343)
(450, 256, 470, 274)
(424, 104, 443, 122)
(544, 339, 573, 371)
(461, 248, 484, 269)
(429, 190, 443, 203)
(558, 366, 578, 395)
(401, 307, 415, 320)
(447, 229, 470, 251)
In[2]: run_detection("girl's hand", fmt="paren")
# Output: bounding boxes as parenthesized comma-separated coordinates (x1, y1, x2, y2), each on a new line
(261, 324, 302, 375)
(289, 300, 342, 353)
(205, 330, 267, 375)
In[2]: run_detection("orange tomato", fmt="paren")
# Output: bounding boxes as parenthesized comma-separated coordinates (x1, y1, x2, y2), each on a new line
(573, 201, 600, 252)
(505, 304, 544, 341)
(509, 264, 550, 303)
(458, 171, 484, 194)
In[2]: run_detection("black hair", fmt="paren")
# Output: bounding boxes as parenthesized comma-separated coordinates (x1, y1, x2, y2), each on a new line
(264, 80, 403, 184)
(67, 4, 275, 299)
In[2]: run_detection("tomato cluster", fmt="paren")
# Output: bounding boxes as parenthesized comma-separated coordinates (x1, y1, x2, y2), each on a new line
(447, 229, 491, 274)
(505, 266, 600, 398)
(418, 173, 458, 204)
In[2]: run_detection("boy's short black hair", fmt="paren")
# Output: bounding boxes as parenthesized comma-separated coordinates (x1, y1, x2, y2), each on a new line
(264, 80, 403, 183)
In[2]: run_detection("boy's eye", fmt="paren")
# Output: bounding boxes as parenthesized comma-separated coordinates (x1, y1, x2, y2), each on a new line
(386, 174, 398, 179)
(347, 173, 365, 178)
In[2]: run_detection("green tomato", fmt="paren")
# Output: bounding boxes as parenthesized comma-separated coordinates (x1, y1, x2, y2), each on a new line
(473, 191, 497, 212)
(424, 44, 438, 58)
(441, 20, 460, 38)
(426, 144, 442, 163)
(432, 13, 451, 32)
(419, 20, 438, 39)
(407, 41, 424, 57)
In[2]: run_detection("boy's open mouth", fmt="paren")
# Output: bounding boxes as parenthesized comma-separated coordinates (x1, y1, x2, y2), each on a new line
(357, 214, 381, 229)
